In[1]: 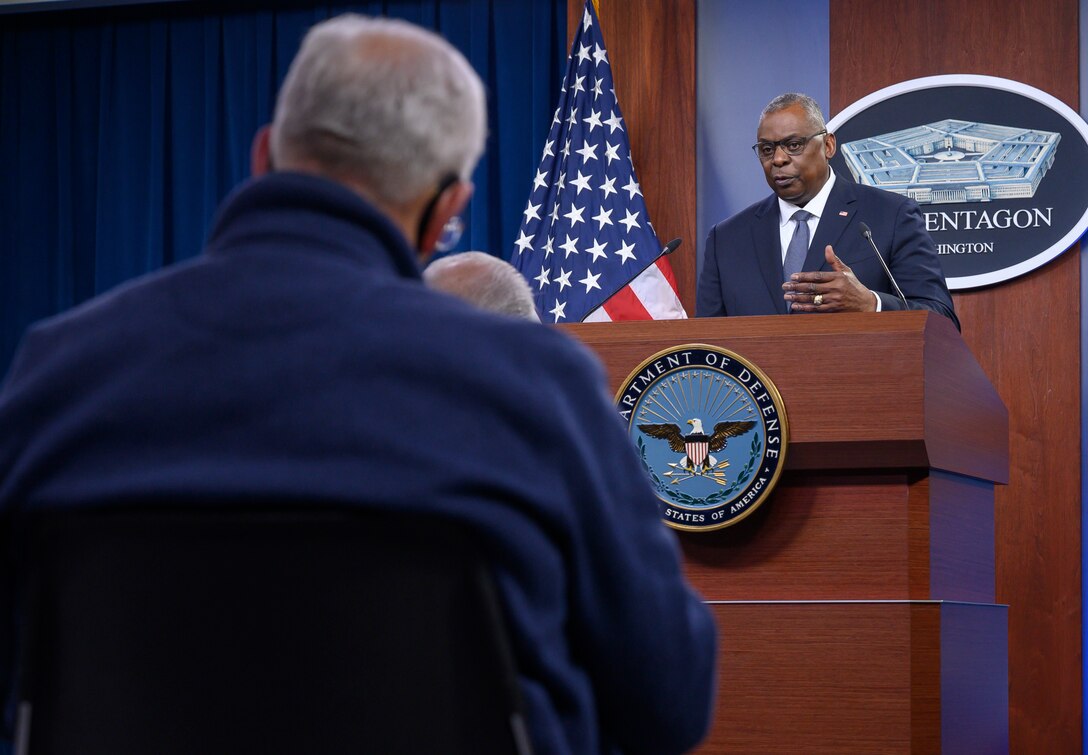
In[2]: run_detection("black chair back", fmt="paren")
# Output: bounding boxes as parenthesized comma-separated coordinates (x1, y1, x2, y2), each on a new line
(12, 506, 532, 755)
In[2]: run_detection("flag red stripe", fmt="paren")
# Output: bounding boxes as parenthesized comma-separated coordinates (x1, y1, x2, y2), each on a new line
(656, 257, 680, 293)
(602, 283, 653, 320)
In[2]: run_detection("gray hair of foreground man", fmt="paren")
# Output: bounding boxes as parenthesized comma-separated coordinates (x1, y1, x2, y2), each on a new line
(760, 92, 826, 132)
(270, 14, 487, 208)
(424, 252, 540, 321)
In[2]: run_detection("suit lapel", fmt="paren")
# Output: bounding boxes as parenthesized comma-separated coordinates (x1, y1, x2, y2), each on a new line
(752, 196, 788, 315)
(807, 177, 858, 271)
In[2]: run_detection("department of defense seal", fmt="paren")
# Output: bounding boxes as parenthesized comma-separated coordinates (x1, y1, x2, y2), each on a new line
(615, 345, 789, 531)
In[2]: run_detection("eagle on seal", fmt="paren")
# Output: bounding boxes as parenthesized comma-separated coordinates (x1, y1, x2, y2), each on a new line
(638, 418, 755, 470)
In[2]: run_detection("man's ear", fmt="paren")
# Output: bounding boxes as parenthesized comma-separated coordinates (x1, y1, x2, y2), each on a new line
(251, 125, 274, 177)
(418, 181, 474, 260)
(824, 131, 837, 160)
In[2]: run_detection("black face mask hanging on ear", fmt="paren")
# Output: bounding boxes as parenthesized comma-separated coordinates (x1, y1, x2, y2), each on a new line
(416, 173, 460, 251)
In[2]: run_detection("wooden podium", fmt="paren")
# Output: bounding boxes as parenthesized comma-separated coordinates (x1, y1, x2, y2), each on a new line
(562, 311, 1009, 754)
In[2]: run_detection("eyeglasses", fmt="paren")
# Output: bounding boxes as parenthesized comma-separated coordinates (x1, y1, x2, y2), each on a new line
(751, 130, 827, 161)
(434, 216, 464, 253)
(417, 173, 464, 252)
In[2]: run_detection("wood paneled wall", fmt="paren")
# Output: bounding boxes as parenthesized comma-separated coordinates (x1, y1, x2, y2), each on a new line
(574, 0, 1082, 751)
(830, 2, 1081, 752)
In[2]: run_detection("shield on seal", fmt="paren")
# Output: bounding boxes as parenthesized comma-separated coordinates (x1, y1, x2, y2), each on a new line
(685, 436, 709, 468)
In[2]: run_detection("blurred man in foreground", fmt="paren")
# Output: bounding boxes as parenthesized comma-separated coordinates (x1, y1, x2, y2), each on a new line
(698, 92, 958, 328)
(0, 14, 716, 754)
(424, 252, 540, 321)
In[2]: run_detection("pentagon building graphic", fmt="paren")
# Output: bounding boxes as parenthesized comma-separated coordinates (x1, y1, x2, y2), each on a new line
(840, 120, 1060, 204)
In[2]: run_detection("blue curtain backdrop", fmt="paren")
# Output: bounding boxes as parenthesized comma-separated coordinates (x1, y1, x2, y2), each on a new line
(0, 0, 565, 375)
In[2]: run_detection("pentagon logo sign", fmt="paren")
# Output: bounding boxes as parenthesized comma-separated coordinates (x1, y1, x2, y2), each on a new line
(616, 345, 788, 531)
(828, 74, 1088, 290)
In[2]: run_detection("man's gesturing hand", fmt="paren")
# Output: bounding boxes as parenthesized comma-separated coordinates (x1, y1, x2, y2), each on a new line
(782, 244, 877, 313)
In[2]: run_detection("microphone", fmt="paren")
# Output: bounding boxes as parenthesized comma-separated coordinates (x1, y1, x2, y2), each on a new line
(578, 238, 683, 322)
(858, 222, 908, 309)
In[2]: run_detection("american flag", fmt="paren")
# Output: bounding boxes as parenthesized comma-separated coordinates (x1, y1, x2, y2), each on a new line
(512, 0, 686, 323)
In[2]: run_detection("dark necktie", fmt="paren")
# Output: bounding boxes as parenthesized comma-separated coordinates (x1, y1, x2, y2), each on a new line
(782, 209, 813, 282)
(782, 210, 813, 313)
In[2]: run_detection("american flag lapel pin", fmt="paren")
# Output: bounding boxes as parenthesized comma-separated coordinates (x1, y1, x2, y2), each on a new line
(839, 211, 849, 216)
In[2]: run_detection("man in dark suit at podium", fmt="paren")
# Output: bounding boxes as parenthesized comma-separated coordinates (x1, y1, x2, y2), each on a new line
(697, 92, 959, 329)
(0, 14, 715, 755)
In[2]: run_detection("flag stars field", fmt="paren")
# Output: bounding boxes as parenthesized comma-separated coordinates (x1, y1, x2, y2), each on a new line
(604, 111, 624, 133)
(576, 141, 598, 162)
(592, 207, 613, 230)
(571, 171, 592, 195)
(616, 240, 637, 263)
(579, 270, 602, 292)
(548, 300, 567, 323)
(555, 268, 572, 290)
(586, 239, 608, 262)
(514, 230, 534, 255)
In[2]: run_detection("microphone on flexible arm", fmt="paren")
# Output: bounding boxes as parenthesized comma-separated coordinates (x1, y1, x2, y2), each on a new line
(579, 238, 683, 322)
(661, 237, 683, 256)
(858, 222, 908, 309)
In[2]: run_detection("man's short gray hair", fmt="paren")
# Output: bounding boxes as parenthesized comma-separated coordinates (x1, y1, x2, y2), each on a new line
(423, 252, 540, 321)
(760, 93, 826, 132)
(271, 14, 487, 207)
